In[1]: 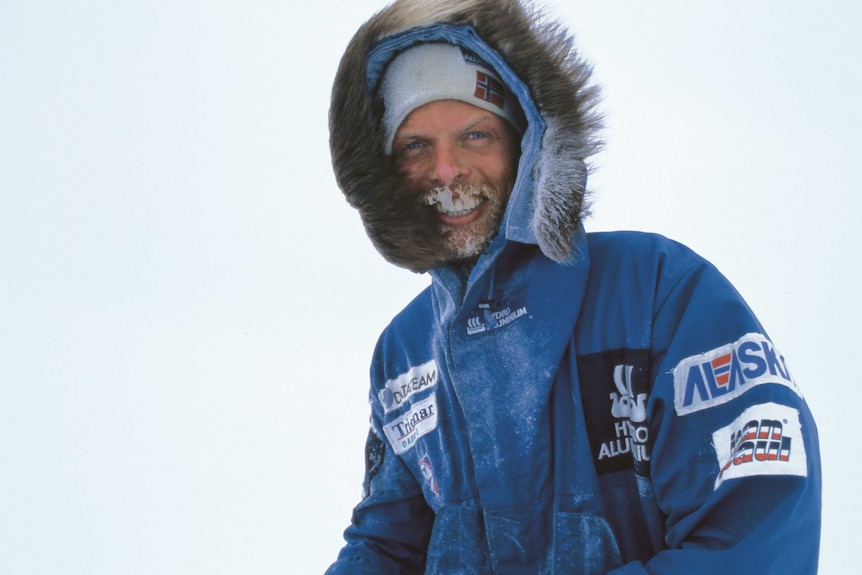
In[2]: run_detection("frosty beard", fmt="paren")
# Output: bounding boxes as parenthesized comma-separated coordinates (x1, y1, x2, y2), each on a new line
(423, 181, 509, 262)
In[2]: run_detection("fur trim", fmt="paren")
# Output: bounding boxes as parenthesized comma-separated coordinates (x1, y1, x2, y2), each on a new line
(330, 0, 602, 271)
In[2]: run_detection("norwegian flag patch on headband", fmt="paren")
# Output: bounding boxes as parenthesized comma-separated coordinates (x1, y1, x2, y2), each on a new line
(474, 71, 505, 109)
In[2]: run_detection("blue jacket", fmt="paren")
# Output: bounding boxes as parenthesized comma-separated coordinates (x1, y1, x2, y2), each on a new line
(326, 2, 821, 572)
(326, 231, 821, 574)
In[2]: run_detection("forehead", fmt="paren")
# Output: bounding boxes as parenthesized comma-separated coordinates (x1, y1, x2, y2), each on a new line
(395, 99, 507, 136)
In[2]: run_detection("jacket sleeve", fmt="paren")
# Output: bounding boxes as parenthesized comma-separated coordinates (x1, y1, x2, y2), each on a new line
(609, 248, 821, 574)
(325, 419, 434, 574)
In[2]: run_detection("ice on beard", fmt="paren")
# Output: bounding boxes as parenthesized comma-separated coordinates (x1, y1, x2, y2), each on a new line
(424, 184, 482, 210)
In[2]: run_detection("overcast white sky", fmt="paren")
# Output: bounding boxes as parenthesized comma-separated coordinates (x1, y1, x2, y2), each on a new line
(1, 1, 859, 573)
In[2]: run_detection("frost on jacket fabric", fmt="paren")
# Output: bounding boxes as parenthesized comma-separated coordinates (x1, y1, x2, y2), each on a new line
(326, 1, 821, 573)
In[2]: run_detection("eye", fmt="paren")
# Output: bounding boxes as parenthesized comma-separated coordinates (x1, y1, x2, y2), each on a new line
(462, 130, 493, 148)
(395, 138, 427, 159)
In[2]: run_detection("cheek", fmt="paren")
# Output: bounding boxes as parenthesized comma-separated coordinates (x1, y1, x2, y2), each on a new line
(488, 137, 519, 177)
(488, 156, 518, 190)
(395, 160, 428, 188)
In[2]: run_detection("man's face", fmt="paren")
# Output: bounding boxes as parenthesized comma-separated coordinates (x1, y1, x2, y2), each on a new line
(392, 99, 521, 262)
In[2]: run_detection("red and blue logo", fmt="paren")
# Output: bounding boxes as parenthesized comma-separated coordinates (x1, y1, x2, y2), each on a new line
(711, 402, 807, 490)
(419, 456, 440, 495)
(474, 71, 505, 109)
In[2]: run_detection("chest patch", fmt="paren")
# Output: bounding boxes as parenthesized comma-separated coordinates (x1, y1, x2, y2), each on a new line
(578, 349, 652, 477)
(379, 360, 438, 414)
(464, 298, 529, 336)
(382, 393, 439, 455)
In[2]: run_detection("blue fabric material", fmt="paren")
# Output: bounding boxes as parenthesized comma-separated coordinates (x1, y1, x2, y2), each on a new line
(326, 232, 821, 574)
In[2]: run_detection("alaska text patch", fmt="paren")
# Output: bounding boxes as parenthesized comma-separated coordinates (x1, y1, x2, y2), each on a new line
(674, 333, 800, 416)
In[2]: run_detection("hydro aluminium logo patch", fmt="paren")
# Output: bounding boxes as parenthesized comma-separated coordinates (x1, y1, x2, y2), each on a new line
(711, 402, 807, 490)
(578, 348, 652, 477)
(597, 363, 652, 474)
(673, 333, 801, 416)
(465, 299, 528, 336)
(378, 360, 438, 414)
(383, 393, 438, 455)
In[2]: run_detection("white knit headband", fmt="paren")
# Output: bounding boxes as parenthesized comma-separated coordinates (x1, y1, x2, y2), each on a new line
(379, 43, 526, 155)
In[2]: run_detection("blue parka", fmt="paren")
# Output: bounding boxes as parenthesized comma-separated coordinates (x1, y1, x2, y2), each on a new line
(326, 1, 821, 573)
(327, 231, 821, 574)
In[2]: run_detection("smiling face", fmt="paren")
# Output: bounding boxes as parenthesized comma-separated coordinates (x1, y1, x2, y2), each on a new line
(392, 99, 521, 262)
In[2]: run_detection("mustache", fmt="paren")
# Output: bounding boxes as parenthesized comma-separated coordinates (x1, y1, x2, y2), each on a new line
(423, 182, 491, 208)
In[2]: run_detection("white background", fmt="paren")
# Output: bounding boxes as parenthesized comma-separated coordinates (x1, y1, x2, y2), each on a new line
(1, 1, 859, 573)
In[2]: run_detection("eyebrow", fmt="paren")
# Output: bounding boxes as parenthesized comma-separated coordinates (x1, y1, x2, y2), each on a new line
(460, 115, 498, 134)
(394, 114, 500, 141)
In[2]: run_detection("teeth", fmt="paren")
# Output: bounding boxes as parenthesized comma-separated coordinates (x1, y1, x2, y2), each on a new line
(425, 186, 484, 216)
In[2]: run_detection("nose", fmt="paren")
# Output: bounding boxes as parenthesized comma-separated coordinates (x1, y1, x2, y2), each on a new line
(431, 142, 466, 186)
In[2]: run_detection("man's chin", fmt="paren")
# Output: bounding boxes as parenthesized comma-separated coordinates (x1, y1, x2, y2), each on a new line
(429, 184, 508, 263)
(441, 227, 497, 262)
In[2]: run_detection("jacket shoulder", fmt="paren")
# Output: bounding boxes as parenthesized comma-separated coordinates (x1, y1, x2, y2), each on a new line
(375, 285, 436, 349)
(586, 230, 706, 269)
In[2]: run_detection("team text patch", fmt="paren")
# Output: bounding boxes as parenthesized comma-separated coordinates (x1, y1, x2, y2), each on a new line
(383, 393, 438, 455)
(711, 402, 807, 490)
(378, 360, 438, 414)
(674, 333, 800, 416)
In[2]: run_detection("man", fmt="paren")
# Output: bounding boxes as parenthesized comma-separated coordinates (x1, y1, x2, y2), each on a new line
(325, 0, 821, 573)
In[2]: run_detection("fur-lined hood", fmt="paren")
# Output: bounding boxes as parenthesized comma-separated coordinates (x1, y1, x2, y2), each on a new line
(330, 0, 602, 272)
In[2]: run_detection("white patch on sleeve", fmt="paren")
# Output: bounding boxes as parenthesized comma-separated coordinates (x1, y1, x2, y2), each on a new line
(711, 402, 808, 490)
(673, 333, 801, 416)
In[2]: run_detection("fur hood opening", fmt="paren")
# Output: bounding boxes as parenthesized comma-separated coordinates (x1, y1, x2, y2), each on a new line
(330, 0, 602, 272)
